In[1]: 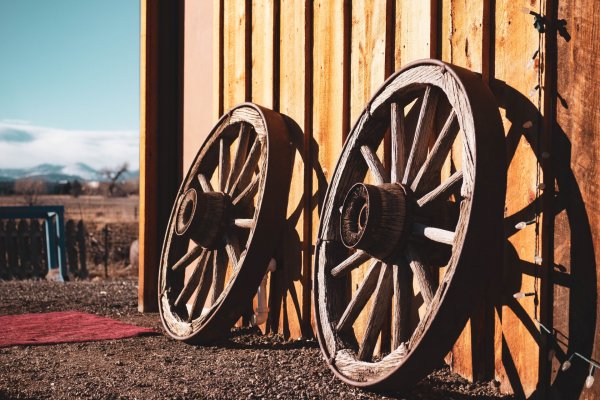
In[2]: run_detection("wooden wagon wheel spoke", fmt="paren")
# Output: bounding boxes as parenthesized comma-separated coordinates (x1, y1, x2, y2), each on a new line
(188, 251, 215, 321)
(357, 263, 393, 361)
(198, 173, 214, 192)
(336, 260, 381, 332)
(417, 170, 463, 207)
(410, 110, 458, 194)
(218, 138, 232, 192)
(232, 175, 260, 206)
(411, 222, 455, 246)
(402, 85, 440, 185)
(171, 245, 203, 271)
(392, 261, 412, 350)
(390, 102, 407, 183)
(225, 231, 241, 269)
(229, 136, 263, 196)
(360, 145, 388, 184)
(174, 248, 211, 308)
(314, 61, 505, 389)
(159, 104, 293, 344)
(406, 245, 435, 305)
(225, 124, 251, 193)
(330, 250, 371, 277)
(210, 249, 228, 304)
(234, 219, 254, 229)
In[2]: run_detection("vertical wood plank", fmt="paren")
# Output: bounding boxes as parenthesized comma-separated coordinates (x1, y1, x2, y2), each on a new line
(183, 0, 214, 172)
(391, 3, 433, 353)
(493, 1, 542, 395)
(350, 0, 387, 124)
(311, 0, 348, 339)
(445, 0, 483, 73)
(538, 0, 556, 395)
(223, 1, 247, 110)
(250, 0, 275, 333)
(313, 0, 345, 219)
(251, 0, 275, 109)
(215, 0, 224, 118)
(394, 0, 431, 68)
(553, 1, 600, 399)
(440, 0, 486, 383)
(350, 0, 388, 354)
(277, 0, 307, 339)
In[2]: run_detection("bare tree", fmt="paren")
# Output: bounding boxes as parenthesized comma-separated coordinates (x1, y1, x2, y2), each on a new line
(14, 179, 46, 206)
(100, 163, 129, 197)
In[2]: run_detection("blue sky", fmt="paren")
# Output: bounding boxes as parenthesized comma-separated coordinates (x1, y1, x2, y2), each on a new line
(0, 0, 139, 169)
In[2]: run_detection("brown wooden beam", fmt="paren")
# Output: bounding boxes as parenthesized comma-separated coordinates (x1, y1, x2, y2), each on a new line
(481, 0, 495, 84)
(302, 0, 314, 338)
(539, 0, 557, 395)
(342, 0, 351, 143)
(430, 0, 440, 59)
(139, 0, 184, 312)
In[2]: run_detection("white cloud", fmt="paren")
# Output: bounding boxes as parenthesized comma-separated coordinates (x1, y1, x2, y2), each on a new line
(0, 121, 139, 170)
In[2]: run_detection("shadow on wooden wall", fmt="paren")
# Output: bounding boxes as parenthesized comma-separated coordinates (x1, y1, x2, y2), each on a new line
(468, 81, 598, 399)
(266, 114, 327, 339)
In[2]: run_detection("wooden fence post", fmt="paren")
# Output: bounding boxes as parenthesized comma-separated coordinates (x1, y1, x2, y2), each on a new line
(66, 219, 79, 277)
(0, 220, 7, 279)
(30, 219, 44, 278)
(6, 220, 18, 279)
(17, 220, 31, 278)
(77, 220, 88, 278)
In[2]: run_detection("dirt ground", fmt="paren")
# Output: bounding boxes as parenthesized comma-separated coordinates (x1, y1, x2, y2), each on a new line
(0, 279, 513, 400)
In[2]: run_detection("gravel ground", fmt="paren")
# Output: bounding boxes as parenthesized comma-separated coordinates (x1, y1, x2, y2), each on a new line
(0, 280, 513, 399)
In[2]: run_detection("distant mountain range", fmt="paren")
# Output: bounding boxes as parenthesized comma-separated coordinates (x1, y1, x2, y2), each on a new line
(0, 163, 139, 183)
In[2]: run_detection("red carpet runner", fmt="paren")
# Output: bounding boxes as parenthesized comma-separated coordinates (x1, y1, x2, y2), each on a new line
(0, 311, 156, 347)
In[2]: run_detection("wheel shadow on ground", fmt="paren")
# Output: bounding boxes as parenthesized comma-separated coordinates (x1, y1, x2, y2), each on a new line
(212, 326, 319, 350)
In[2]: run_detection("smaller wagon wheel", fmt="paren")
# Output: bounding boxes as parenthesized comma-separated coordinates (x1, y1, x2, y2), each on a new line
(159, 103, 292, 344)
(313, 60, 506, 390)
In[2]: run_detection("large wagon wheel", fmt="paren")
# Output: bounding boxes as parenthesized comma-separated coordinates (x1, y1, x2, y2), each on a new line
(159, 103, 292, 344)
(313, 60, 506, 390)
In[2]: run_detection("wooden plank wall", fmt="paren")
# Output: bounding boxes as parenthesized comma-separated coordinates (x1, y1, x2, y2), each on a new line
(202, 0, 600, 397)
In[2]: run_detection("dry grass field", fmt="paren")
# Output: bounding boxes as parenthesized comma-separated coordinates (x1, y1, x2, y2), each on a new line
(0, 194, 139, 223)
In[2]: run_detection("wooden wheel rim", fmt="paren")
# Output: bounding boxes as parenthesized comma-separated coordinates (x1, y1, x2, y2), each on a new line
(313, 60, 506, 389)
(159, 103, 292, 344)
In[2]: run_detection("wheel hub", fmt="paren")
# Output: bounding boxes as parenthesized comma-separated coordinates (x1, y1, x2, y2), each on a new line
(340, 183, 412, 263)
(175, 187, 231, 249)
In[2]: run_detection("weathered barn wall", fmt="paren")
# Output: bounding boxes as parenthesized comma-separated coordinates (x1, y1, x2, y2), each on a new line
(151, 0, 600, 397)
